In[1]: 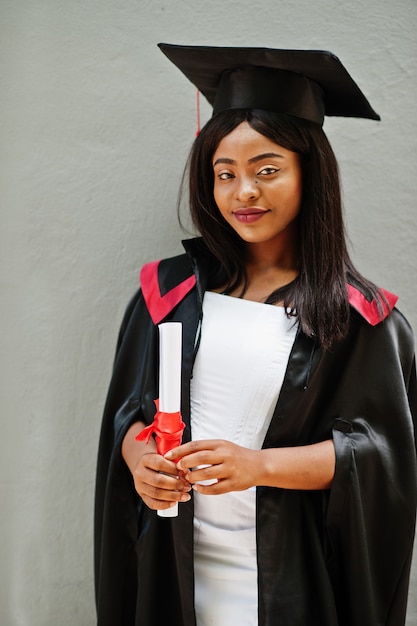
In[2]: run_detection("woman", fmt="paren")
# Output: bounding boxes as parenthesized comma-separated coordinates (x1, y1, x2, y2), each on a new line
(94, 44, 417, 626)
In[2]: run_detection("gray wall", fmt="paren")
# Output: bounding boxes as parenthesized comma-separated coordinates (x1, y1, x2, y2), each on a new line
(1, 1, 416, 624)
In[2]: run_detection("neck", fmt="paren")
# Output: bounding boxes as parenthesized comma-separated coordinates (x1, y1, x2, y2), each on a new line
(245, 239, 299, 280)
(222, 243, 299, 303)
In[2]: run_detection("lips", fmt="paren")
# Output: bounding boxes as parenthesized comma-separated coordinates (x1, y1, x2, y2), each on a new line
(232, 207, 269, 224)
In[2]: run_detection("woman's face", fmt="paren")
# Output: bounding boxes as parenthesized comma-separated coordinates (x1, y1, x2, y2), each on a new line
(212, 121, 302, 253)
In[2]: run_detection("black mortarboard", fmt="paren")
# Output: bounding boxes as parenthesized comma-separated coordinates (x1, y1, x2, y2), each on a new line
(158, 43, 380, 126)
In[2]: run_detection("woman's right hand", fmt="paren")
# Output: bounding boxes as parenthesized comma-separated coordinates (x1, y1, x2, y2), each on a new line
(122, 421, 191, 511)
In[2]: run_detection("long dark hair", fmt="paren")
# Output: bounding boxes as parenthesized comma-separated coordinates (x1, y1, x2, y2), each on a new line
(185, 108, 382, 349)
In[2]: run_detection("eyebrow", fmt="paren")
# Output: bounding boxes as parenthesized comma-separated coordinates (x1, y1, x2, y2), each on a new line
(213, 152, 285, 167)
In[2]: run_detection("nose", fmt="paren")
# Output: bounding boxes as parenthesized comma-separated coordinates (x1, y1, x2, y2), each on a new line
(235, 175, 260, 202)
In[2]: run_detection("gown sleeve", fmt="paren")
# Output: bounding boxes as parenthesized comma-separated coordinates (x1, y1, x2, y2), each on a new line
(327, 309, 417, 626)
(94, 289, 159, 624)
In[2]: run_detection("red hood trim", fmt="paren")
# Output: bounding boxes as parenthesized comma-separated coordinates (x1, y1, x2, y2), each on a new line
(140, 260, 196, 325)
(347, 284, 398, 326)
(141, 260, 397, 327)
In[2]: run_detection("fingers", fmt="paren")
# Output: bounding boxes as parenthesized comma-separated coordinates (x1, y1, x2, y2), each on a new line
(142, 451, 180, 475)
(184, 463, 220, 485)
(165, 440, 259, 493)
(165, 440, 233, 487)
(165, 440, 222, 472)
(165, 439, 217, 462)
(192, 480, 232, 496)
(133, 452, 191, 510)
(139, 475, 192, 510)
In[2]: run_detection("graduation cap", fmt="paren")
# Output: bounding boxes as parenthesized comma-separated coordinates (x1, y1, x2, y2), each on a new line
(158, 43, 380, 126)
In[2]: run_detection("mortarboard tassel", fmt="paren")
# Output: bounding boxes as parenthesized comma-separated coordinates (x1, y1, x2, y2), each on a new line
(196, 89, 201, 136)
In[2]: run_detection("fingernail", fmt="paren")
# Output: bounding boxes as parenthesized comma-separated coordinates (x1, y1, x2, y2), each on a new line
(180, 493, 191, 502)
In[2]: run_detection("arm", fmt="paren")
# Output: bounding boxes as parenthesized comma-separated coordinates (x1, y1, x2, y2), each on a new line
(256, 439, 335, 490)
(164, 439, 335, 494)
(121, 421, 191, 510)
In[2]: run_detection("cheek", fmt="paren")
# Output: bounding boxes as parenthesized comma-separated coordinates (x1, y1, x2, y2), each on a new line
(295, 184, 303, 210)
(288, 176, 303, 210)
(213, 184, 226, 212)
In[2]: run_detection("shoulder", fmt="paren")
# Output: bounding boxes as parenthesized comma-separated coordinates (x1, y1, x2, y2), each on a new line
(347, 281, 415, 352)
(139, 253, 197, 325)
(380, 306, 415, 364)
(347, 281, 398, 326)
(344, 280, 415, 376)
(347, 286, 415, 380)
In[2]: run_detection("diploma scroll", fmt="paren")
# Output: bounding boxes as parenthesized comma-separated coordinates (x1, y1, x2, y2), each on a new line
(135, 322, 185, 517)
(157, 322, 183, 517)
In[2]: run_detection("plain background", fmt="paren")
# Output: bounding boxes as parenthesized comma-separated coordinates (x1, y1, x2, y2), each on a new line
(1, 1, 416, 624)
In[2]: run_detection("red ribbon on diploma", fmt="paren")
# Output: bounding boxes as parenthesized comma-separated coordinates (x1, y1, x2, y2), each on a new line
(135, 399, 185, 458)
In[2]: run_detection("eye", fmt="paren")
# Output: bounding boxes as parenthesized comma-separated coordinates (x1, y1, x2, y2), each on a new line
(257, 166, 280, 176)
(217, 171, 235, 180)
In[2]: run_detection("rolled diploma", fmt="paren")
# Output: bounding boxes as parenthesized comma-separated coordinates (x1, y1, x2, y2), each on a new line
(158, 322, 182, 518)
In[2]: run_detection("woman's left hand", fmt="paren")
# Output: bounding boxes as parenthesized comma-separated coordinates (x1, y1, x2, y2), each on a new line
(164, 440, 259, 495)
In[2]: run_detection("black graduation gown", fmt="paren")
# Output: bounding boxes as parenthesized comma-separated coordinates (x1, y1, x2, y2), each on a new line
(94, 239, 417, 626)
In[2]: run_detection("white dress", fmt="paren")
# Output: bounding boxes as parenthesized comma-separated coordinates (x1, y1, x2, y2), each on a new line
(190, 292, 298, 626)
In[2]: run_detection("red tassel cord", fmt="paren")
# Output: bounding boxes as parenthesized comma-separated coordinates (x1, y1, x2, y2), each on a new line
(196, 89, 201, 137)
